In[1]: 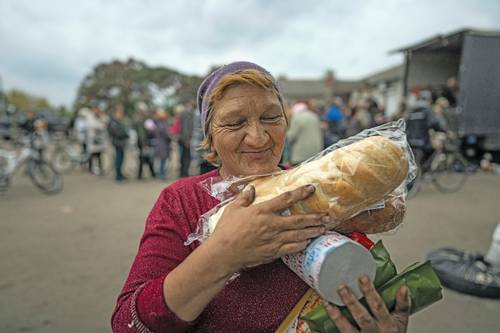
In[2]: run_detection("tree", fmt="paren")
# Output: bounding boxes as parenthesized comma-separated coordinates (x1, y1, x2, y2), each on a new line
(5, 89, 53, 112)
(74, 58, 203, 117)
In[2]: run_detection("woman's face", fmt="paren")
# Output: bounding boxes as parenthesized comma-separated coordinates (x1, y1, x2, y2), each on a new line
(211, 84, 287, 177)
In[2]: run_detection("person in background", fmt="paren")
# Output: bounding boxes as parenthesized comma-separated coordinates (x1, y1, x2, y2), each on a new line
(179, 101, 194, 177)
(280, 101, 293, 165)
(353, 100, 373, 132)
(190, 100, 204, 175)
(436, 96, 461, 134)
(169, 105, 182, 175)
(169, 105, 182, 138)
(368, 98, 386, 126)
(74, 108, 90, 157)
(441, 77, 459, 107)
(405, 91, 445, 166)
(193, 99, 217, 175)
(20, 110, 36, 136)
(287, 102, 323, 166)
(432, 98, 450, 133)
(344, 107, 361, 138)
(133, 108, 156, 180)
(107, 104, 129, 182)
(323, 97, 346, 146)
(153, 109, 171, 180)
(307, 98, 321, 117)
(31, 119, 49, 158)
(86, 106, 108, 175)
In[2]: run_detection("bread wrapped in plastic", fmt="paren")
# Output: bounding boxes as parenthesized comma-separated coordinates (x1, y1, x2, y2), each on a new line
(250, 135, 408, 219)
(188, 120, 416, 244)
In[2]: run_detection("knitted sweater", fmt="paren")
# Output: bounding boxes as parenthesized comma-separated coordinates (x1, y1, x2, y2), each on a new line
(111, 169, 309, 332)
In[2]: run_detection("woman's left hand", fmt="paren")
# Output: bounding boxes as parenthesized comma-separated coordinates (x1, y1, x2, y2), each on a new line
(325, 275, 411, 333)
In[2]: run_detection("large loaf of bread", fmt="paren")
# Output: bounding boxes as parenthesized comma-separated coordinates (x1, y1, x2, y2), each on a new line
(250, 135, 409, 220)
(207, 136, 409, 235)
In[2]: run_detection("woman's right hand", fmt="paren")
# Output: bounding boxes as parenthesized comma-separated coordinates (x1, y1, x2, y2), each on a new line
(209, 184, 329, 271)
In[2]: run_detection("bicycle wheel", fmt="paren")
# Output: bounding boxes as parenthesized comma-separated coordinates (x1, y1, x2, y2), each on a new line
(431, 152, 468, 193)
(52, 148, 77, 174)
(29, 160, 63, 194)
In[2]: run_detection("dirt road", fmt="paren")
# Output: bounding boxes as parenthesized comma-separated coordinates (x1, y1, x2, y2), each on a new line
(1, 172, 499, 332)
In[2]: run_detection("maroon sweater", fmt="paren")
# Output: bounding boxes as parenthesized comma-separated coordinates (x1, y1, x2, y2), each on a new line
(111, 169, 309, 332)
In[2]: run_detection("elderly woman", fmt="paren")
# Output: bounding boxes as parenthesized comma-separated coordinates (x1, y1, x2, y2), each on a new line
(112, 62, 410, 332)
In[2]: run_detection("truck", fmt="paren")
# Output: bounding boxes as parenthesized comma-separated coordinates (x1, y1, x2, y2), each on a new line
(393, 28, 500, 160)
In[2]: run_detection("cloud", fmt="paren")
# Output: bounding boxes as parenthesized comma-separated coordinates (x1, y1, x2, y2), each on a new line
(0, 0, 499, 106)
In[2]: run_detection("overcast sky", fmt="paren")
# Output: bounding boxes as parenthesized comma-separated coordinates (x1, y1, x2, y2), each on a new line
(1, 0, 499, 106)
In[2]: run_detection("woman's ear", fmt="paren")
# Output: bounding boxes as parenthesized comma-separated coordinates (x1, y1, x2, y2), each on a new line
(204, 142, 221, 167)
(212, 148, 221, 166)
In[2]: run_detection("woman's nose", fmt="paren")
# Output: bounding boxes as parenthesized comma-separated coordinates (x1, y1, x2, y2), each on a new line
(244, 122, 269, 148)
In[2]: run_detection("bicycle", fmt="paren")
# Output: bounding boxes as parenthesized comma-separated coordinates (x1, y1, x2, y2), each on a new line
(0, 136, 63, 194)
(51, 139, 112, 176)
(407, 131, 468, 198)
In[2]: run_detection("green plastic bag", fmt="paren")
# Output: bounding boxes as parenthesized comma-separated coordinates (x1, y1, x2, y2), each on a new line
(378, 261, 443, 315)
(370, 241, 398, 288)
(302, 241, 442, 333)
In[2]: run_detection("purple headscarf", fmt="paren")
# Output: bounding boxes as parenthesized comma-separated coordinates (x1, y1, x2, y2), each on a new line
(196, 61, 282, 136)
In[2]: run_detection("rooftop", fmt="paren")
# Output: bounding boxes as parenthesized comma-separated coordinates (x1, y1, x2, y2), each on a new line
(390, 28, 500, 53)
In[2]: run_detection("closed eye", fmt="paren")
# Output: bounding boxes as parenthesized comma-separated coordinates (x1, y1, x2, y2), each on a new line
(224, 120, 245, 128)
(261, 115, 282, 123)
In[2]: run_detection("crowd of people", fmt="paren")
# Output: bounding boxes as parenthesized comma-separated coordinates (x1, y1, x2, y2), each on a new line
(70, 100, 205, 182)
(283, 77, 462, 168)
(283, 96, 390, 166)
(69, 94, 407, 183)
(12, 75, 491, 185)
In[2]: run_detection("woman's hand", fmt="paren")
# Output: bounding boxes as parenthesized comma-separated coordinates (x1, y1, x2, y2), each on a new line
(209, 184, 329, 271)
(325, 275, 411, 333)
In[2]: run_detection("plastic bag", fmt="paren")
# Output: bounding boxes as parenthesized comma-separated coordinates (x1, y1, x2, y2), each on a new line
(187, 119, 416, 244)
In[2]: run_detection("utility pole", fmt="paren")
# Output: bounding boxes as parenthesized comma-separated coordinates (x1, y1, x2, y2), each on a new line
(0, 75, 6, 113)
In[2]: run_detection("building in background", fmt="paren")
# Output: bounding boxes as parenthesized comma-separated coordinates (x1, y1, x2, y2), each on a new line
(278, 71, 361, 107)
(350, 64, 405, 118)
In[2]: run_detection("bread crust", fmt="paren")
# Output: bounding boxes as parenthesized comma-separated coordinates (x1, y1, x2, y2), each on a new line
(251, 136, 409, 222)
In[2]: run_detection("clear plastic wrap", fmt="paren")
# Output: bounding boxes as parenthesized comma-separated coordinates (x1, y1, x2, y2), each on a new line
(186, 119, 416, 245)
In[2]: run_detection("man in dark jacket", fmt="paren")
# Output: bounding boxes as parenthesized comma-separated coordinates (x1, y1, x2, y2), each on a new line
(405, 96, 445, 166)
(133, 109, 156, 180)
(441, 77, 459, 107)
(107, 104, 129, 182)
(178, 102, 194, 177)
(20, 111, 36, 135)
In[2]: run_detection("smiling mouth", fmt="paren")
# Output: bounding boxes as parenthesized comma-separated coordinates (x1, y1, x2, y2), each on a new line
(240, 148, 273, 159)
(241, 148, 271, 154)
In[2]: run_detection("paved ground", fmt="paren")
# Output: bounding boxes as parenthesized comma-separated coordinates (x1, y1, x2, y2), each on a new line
(1, 169, 499, 332)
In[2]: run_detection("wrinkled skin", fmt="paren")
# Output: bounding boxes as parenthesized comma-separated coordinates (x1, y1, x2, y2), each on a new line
(323, 276, 410, 333)
(211, 84, 287, 177)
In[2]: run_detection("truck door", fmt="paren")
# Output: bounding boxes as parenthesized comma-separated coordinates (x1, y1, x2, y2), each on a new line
(458, 34, 500, 136)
